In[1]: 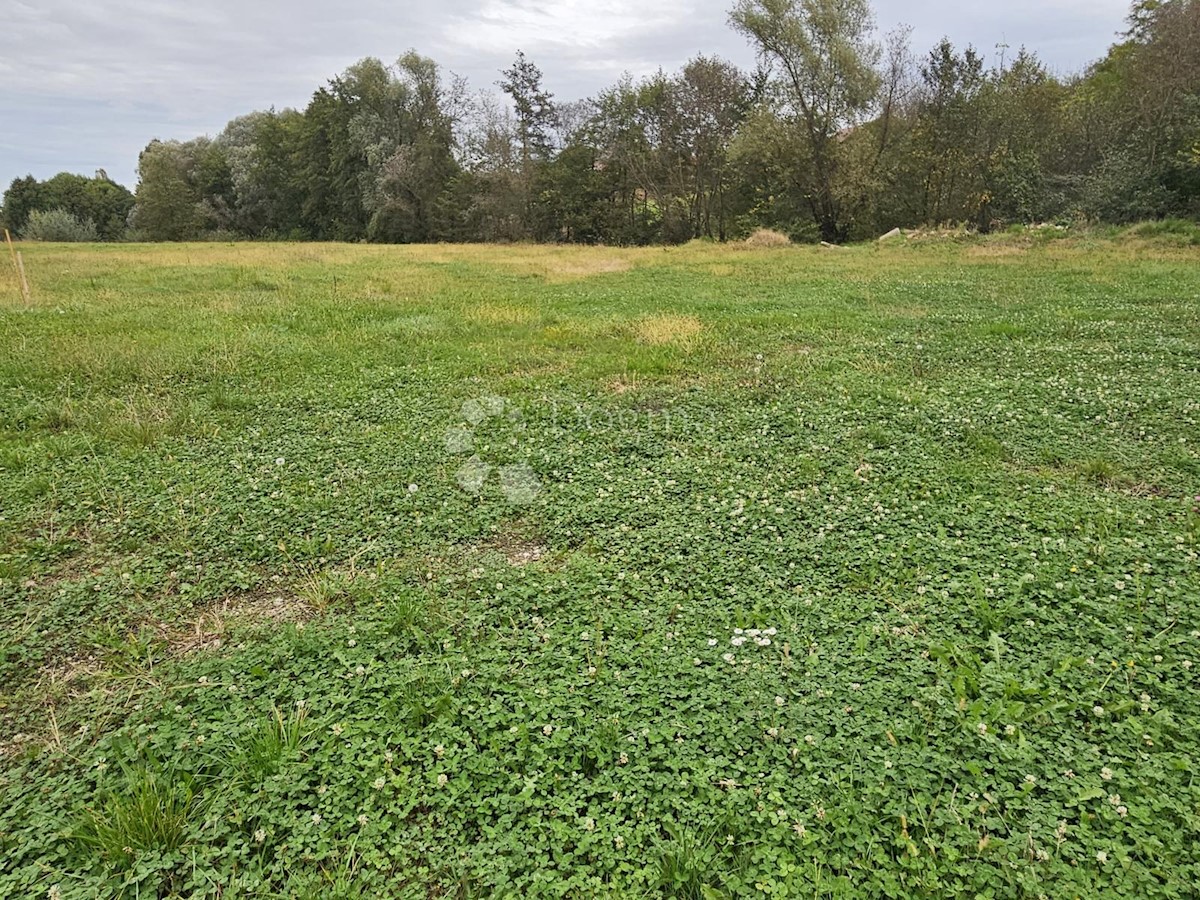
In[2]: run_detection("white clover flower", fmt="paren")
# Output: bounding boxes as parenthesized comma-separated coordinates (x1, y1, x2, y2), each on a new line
(734, 628, 744, 636)
(1024, 774, 1037, 786)
(1096, 850, 1108, 864)
(1005, 724, 1016, 736)
(614, 835, 625, 849)
(618, 753, 629, 765)
(977, 723, 988, 735)
(1093, 705, 1105, 717)
(437, 773, 448, 787)
(543, 724, 554, 736)
(384, 751, 394, 763)
(584, 817, 596, 832)
(707, 639, 718, 647)
(775, 696, 785, 707)
(347, 639, 357, 648)
(373, 776, 386, 789)
(408, 483, 418, 493)
(275, 457, 285, 466)
(254, 828, 266, 843)
(331, 723, 345, 736)
(804, 735, 816, 745)
(722, 653, 736, 664)
(1117, 806, 1128, 818)
(1101, 767, 1114, 781)
(793, 822, 807, 836)
(434, 744, 445, 758)
(731, 637, 747, 647)
(311, 813, 322, 825)
(357, 814, 369, 826)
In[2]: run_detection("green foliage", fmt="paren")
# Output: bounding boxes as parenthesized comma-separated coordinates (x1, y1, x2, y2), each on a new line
(74, 755, 206, 891)
(1130, 218, 1200, 244)
(730, 0, 881, 242)
(57, 0, 1195, 246)
(21, 208, 99, 242)
(2, 172, 133, 240)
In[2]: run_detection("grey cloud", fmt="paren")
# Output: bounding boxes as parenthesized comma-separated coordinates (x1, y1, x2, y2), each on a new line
(1, 0, 1131, 190)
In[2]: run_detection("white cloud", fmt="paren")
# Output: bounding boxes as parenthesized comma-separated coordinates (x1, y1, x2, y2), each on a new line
(446, 0, 692, 52)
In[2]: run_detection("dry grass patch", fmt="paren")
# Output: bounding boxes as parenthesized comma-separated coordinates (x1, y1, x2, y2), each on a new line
(476, 247, 635, 282)
(466, 302, 536, 326)
(743, 228, 791, 249)
(966, 243, 1032, 259)
(163, 589, 318, 656)
(606, 374, 641, 395)
(550, 257, 632, 278)
(634, 314, 703, 348)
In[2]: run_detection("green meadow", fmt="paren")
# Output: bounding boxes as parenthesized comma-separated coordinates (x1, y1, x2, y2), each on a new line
(1, 234, 1198, 897)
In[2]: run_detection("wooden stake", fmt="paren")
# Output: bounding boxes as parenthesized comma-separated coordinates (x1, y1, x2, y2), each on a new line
(4, 229, 31, 304)
(15, 251, 32, 304)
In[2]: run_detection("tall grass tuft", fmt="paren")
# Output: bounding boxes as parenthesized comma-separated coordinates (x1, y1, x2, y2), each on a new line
(76, 761, 200, 869)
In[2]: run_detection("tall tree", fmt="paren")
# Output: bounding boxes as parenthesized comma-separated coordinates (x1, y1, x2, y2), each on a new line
(730, 0, 881, 241)
(499, 51, 557, 169)
(1, 177, 45, 235)
(498, 51, 558, 236)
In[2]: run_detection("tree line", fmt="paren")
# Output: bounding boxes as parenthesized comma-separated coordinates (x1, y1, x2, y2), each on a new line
(3, 0, 1198, 244)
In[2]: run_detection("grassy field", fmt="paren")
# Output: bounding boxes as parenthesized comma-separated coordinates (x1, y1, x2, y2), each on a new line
(1, 235, 1198, 898)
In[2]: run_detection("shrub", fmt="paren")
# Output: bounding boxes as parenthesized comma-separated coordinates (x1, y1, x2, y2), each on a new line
(743, 228, 791, 248)
(1130, 218, 1200, 245)
(22, 208, 99, 242)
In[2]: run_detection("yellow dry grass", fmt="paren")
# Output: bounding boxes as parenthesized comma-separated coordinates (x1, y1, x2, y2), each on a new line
(743, 228, 791, 248)
(634, 314, 704, 347)
(466, 302, 537, 326)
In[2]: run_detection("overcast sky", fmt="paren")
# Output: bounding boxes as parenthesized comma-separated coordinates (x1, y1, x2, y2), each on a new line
(1, 0, 1132, 190)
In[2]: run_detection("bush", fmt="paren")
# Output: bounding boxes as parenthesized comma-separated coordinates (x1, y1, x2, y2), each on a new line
(1129, 218, 1200, 245)
(22, 208, 99, 242)
(743, 228, 791, 248)
(1079, 152, 1176, 224)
